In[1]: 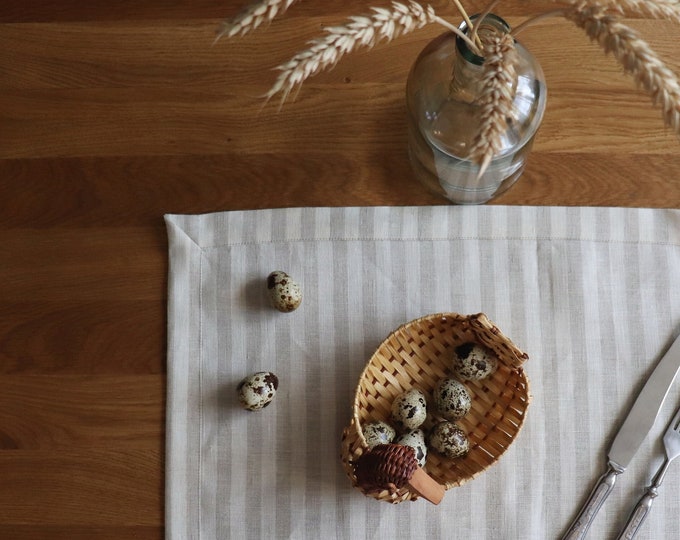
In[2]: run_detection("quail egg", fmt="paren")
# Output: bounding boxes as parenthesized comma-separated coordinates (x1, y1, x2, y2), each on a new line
(429, 421, 469, 458)
(433, 378, 471, 420)
(237, 371, 279, 411)
(453, 342, 498, 380)
(362, 421, 397, 449)
(391, 388, 427, 431)
(267, 271, 302, 313)
(395, 429, 427, 467)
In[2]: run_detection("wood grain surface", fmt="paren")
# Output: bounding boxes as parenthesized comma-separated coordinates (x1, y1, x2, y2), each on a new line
(1, 1, 679, 538)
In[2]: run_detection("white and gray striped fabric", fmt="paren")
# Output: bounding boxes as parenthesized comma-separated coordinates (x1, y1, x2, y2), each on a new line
(165, 206, 680, 540)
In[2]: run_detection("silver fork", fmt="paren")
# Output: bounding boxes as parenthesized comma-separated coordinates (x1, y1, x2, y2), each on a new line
(616, 403, 680, 540)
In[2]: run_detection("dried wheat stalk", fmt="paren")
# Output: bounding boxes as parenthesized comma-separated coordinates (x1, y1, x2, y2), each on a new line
(467, 32, 519, 173)
(578, 0, 680, 24)
(566, 2, 680, 134)
(264, 1, 471, 104)
(216, 0, 300, 40)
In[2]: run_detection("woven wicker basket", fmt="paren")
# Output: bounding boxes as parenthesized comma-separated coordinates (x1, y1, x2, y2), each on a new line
(340, 312, 530, 503)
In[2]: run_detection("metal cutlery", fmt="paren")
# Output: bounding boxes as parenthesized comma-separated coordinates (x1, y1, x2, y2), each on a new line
(616, 403, 680, 539)
(562, 331, 680, 540)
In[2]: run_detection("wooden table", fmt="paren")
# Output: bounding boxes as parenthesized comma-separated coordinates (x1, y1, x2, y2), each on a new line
(1, 1, 679, 538)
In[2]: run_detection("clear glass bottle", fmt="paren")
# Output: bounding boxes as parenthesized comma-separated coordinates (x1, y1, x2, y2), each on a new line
(406, 14, 547, 204)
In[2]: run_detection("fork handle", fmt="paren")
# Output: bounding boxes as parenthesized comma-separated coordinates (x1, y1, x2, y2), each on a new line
(616, 457, 671, 540)
(615, 487, 658, 540)
(562, 463, 623, 540)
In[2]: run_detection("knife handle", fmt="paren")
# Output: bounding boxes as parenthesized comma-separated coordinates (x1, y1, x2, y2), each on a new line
(562, 463, 623, 540)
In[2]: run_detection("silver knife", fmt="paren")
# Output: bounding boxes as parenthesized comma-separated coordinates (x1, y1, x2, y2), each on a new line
(562, 331, 680, 540)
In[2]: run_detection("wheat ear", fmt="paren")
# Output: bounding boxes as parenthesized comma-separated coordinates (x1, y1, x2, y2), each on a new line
(264, 1, 476, 105)
(216, 0, 300, 41)
(468, 33, 519, 175)
(566, 3, 680, 135)
(571, 0, 680, 24)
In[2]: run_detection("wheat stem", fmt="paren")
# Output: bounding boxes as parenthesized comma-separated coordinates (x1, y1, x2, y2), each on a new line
(216, 0, 300, 41)
(433, 15, 483, 51)
(511, 9, 567, 36)
(450, 0, 482, 48)
(566, 3, 680, 135)
(469, 0, 501, 47)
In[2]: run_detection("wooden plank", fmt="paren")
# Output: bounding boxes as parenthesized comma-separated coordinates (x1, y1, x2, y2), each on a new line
(0, 376, 164, 446)
(0, 526, 162, 540)
(0, 303, 165, 374)
(1, 84, 678, 160)
(0, 228, 166, 303)
(0, 449, 162, 525)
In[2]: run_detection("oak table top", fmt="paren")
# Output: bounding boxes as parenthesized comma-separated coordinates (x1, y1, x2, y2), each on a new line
(1, 1, 679, 538)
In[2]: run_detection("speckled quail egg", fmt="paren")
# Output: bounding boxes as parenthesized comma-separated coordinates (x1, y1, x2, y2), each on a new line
(237, 371, 279, 411)
(395, 429, 427, 467)
(429, 421, 469, 459)
(267, 271, 302, 313)
(391, 388, 427, 431)
(453, 342, 498, 381)
(433, 378, 471, 420)
(362, 421, 397, 449)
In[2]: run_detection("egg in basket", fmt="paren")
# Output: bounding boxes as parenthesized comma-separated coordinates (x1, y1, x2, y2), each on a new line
(340, 313, 530, 503)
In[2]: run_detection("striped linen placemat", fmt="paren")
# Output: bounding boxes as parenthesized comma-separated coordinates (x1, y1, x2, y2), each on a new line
(165, 206, 680, 540)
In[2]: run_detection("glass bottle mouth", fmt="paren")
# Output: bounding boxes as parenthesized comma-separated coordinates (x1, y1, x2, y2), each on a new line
(455, 13, 511, 65)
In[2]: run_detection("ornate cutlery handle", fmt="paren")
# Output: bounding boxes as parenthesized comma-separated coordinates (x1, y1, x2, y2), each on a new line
(562, 463, 623, 540)
(616, 488, 657, 540)
(616, 457, 671, 540)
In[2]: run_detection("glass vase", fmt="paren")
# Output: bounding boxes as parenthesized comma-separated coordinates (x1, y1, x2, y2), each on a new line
(406, 14, 547, 204)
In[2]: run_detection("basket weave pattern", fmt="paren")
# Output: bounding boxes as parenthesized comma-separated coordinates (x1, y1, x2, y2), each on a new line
(354, 444, 418, 493)
(340, 313, 530, 503)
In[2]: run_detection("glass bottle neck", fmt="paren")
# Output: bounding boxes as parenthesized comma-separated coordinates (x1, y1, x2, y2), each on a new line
(449, 14, 512, 102)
